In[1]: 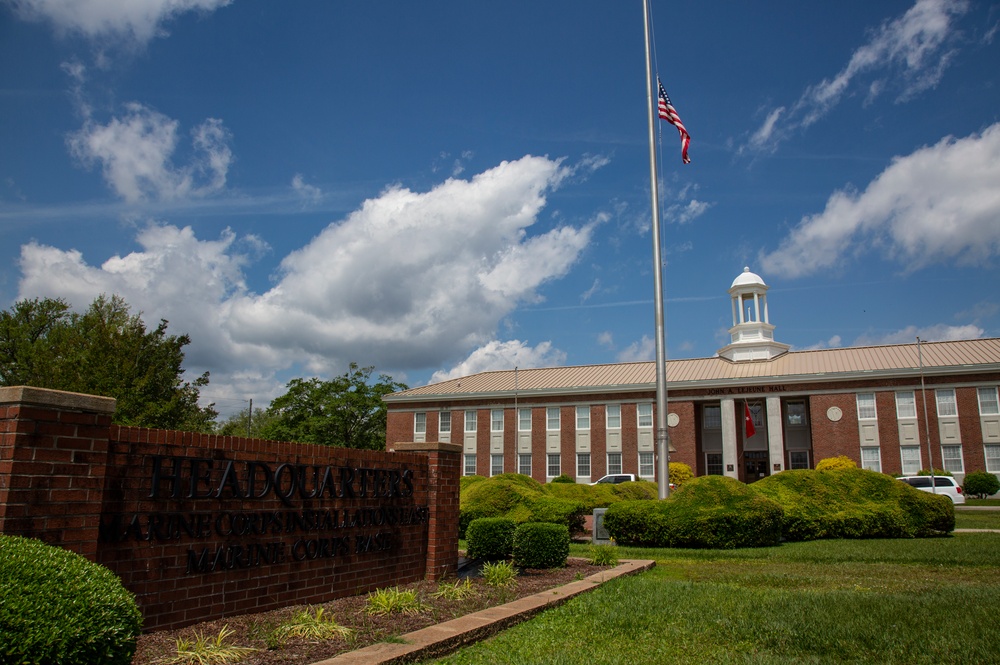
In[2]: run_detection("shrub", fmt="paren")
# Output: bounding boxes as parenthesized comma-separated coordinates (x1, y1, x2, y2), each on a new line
(465, 517, 517, 560)
(668, 462, 694, 487)
(0, 534, 142, 665)
(460, 475, 487, 493)
(604, 476, 784, 549)
(963, 471, 1000, 498)
(611, 480, 659, 501)
(460, 474, 586, 536)
(550, 474, 576, 483)
(816, 455, 857, 471)
(917, 468, 953, 477)
(588, 544, 620, 566)
(481, 560, 518, 588)
(512, 522, 570, 569)
(753, 468, 954, 541)
(525, 496, 587, 534)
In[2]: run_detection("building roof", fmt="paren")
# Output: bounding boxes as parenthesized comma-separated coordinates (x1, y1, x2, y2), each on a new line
(385, 338, 1000, 403)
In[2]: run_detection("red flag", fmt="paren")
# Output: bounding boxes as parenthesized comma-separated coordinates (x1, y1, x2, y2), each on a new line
(657, 78, 691, 164)
(744, 402, 756, 438)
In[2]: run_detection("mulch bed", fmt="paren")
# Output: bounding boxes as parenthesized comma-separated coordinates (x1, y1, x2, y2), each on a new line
(132, 558, 607, 665)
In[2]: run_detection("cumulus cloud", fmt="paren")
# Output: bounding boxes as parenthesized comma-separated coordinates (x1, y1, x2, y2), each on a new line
(17, 155, 593, 402)
(68, 103, 233, 203)
(6, 0, 233, 45)
(854, 324, 983, 346)
(429, 340, 567, 383)
(760, 122, 1000, 278)
(617, 335, 656, 362)
(291, 174, 323, 204)
(745, 0, 968, 153)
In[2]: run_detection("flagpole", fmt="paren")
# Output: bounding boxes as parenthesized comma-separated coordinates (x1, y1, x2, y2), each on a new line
(643, 0, 670, 499)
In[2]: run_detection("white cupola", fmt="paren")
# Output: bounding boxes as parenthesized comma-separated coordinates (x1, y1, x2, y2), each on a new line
(717, 267, 790, 362)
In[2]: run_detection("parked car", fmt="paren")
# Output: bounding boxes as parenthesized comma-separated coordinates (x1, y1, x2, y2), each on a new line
(897, 475, 966, 504)
(591, 474, 637, 485)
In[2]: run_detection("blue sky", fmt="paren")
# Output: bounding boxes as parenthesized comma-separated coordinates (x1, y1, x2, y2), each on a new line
(2, 0, 999, 418)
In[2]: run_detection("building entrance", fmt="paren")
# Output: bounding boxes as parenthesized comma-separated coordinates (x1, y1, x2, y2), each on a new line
(744, 450, 769, 482)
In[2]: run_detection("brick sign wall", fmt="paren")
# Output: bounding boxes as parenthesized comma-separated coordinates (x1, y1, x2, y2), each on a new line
(0, 386, 460, 631)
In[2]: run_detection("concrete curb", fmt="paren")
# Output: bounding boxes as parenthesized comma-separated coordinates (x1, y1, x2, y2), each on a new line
(311, 558, 656, 665)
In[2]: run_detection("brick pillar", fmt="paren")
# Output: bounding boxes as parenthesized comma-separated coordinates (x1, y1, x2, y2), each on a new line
(391, 441, 461, 580)
(0, 386, 115, 560)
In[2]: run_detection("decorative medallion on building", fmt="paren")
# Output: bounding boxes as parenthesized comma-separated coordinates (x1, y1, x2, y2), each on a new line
(827, 406, 843, 422)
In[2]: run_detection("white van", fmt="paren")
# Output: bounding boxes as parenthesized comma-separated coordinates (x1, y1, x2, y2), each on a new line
(897, 476, 965, 504)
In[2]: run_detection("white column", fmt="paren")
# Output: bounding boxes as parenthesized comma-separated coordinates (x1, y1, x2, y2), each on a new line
(721, 398, 739, 479)
(753, 292, 760, 322)
(766, 396, 784, 474)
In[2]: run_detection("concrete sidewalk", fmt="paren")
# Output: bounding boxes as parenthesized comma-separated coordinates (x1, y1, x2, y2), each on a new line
(313, 558, 655, 665)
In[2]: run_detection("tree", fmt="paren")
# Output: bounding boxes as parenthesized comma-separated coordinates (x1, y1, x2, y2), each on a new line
(0, 294, 217, 431)
(261, 363, 407, 450)
(216, 406, 277, 438)
(962, 471, 1000, 499)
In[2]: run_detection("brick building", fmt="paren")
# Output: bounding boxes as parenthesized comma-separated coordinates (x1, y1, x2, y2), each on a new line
(385, 268, 1000, 486)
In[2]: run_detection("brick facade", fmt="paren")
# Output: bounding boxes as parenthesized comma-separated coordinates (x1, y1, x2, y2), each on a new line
(0, 387, 460, 632)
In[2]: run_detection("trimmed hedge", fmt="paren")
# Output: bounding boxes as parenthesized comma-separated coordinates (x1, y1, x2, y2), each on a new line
(752, 468, 954, 540)
(512, 522, 570, 569)
(963, 471, 1000, 498)
(459, 473, 587, 536)
(816, 455, 857, 471)
(466, 517, 517, 560)
(604, 475, 784, 549)
(668, 462, 694, 487)
(0, 535, 142, 665)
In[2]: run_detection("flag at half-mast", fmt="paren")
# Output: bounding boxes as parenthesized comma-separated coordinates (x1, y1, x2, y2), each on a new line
(657, 78, 691, 164)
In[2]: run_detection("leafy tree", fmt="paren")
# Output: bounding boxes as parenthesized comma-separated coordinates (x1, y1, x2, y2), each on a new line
(0, 294, 216, 431)
(962, 471, 1000, 499)
(261, 363, 407, 450)
(217, 406, 277, 438)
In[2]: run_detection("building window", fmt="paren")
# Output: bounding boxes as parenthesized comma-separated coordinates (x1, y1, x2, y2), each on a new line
(576, 406, 590, 430)
(606, 405, 621, 429)
(857, 393, 877, 420)
(439, 411, 451, 434)
(546, 453, 561, 478)
(639, 452, 655, 478)
(789, 450, 809, 470)
(546, 407, 560, 431)
(706, 452, 723, 475)
(576, 453, 591, 478)
(703, 405, 721, 429)
(978, 387, 1000, 416)
(936, 389, 958, 417)
(895, 391, 917, 419)
(985, 445, 1000, 474)
(518, 408, 532, 432)
(861, 447, 881, 472)
(786, 402, 806, 426)
(518, 453, 532, 476)
(465, 410, 477, 433)
(607, 452, 622, 474)
(414, 412, 426, 436)
(637, 403, 653, 428)
(464, 454, 477, 476)
(491, 409, 504, 432)
(900, 446, 921, 475)
(941, 444, 964, 473)
(491, 454, 504, 476)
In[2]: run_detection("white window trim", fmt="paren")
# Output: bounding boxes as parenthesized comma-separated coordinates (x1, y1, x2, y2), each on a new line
(414, 412, 426, 435)
(936, 389, 958, 418)
(895, 391, 917, 419)
(606, 404, 622, 430)
(978, 387, 1000, 416)
(439, 411, 451, 433)
(546, 407, 560, 431)
(985, 444, 1000, 474)
(637, 403, 653, 428)
(546, 453, 561, 478)
(638, 451, 655, 478)
(900, 445, 922, 475)
(463, 454, 477, 476)
(490, 453, 504, 477)
(860, 446, 881, 472)
(518, 453, 532, 476)
(940, 444, 964, 473)
(518, 408, 532, 432)
(607, 452, 623, 475)
(576, 406, 591, 430)
(465, 410, 477, 433)
(491, 409, 504, 433)
(856, 393, 877, 420)
(576, 452, 591, 478)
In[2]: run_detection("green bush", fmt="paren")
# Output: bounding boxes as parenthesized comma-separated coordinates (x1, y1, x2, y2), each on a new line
(550, 474, 576, 483)
(752, 468, 954, 541)
(460, 474, 588, 536)
(604, 476, 784, 549)
(0, 534, 142, 665)
(465, 517, 517, 560)
(669, 462, 694, 487)
(816, 455, 857, 471)
(460, 475, 487, 493)
(917, 468, 953, 477)
(962, 471, 1000, 498)
(512, 522, 570, 569)
(611, 480, 659, 501)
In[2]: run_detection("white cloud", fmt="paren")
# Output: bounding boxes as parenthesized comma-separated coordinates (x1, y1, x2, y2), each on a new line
(854, 324, 983, 346)
(760, 122, 1000, 278)
(7, 0, 233, 45)
(291, 174, 323, 204)
(68, 103, 233, 203)
(429, 340, 567, 383)
(745, 0, 968, 153)
(617, 335, 656, 362)
(17, 155, 591, 402)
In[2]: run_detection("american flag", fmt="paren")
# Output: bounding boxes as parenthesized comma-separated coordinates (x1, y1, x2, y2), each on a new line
(657, 78, 691, 164)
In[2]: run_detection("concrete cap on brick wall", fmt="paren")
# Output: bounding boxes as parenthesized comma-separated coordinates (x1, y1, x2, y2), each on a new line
(390, 441, 463, 453)
(0, 386, 116, 414)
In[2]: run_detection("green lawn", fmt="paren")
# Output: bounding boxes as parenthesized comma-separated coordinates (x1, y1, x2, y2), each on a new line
(430, 534, 1000, 664)
(955, 509, 1000, 530)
